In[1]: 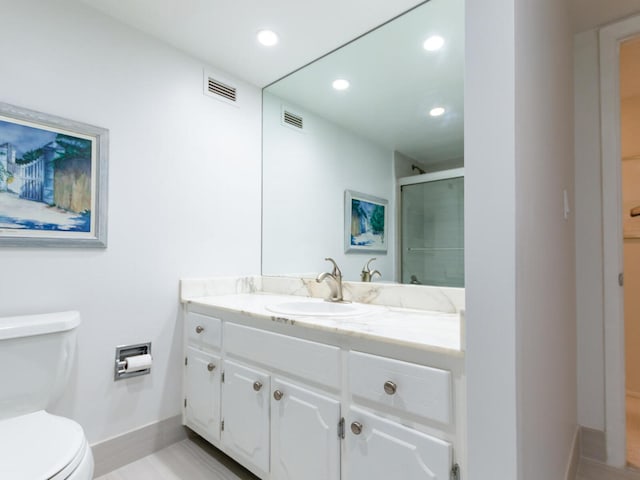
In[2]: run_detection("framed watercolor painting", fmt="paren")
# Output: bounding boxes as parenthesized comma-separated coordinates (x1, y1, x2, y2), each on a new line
(0, 102, 108, 247)
(344, 190, 388, 253)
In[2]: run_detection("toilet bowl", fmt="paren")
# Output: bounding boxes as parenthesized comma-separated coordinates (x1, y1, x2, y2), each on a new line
(0, 411, 94, 479)
(0, 311, 94, 479)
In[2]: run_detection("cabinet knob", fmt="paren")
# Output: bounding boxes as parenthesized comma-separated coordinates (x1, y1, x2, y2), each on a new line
(383, 380, 397, 395)
(273, 390, 284, 401)
(350, 421, 363, 435)
(253, 381, 263, 391)
(207, 363, 215, 372)
(195, 325, 204, 334)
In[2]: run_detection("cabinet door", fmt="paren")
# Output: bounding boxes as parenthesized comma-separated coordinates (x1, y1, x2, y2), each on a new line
(221, 359, 270, 474)
(271, 378, 340, 480)
(346, 407, 452, 480)
(185, 347, 221, 443)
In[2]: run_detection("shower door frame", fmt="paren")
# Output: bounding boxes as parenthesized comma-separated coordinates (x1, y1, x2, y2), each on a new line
(395, 167, 465, 284)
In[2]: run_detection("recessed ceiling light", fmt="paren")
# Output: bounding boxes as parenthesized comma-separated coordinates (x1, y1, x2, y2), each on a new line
(257, 30, 279, 47)
(430, 107, 446, 117)
(332, 79, 350, 91)
(423, 35, 445, 51)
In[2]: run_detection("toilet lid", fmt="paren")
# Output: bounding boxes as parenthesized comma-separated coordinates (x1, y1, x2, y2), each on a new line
(0, 410, 87, 480)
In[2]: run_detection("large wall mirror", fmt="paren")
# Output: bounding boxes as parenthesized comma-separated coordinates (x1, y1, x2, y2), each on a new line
(262, 0, 464, 287)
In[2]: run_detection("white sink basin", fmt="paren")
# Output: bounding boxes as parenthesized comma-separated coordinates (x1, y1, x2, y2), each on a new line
(266, 300, 369, 317)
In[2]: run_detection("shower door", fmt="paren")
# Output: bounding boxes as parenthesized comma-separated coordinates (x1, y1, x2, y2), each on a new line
(400, 172, 464, 287)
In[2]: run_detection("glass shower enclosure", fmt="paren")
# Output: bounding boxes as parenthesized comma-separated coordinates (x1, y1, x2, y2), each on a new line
(399, 169, 464, 287)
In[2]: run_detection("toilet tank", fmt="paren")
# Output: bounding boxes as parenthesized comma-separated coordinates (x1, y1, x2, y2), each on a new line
(0, 311, 80, 421)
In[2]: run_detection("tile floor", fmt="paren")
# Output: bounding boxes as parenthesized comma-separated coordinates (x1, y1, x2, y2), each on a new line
(95, 434, 257, 480)
(577, 458, 640, 480)
(96, 433, 640, 480)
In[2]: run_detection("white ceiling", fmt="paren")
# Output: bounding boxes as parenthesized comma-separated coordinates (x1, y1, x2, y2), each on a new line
(74, 0, 640, 165)
(75, 0, 640, 87)
(77, 0, 425, 87)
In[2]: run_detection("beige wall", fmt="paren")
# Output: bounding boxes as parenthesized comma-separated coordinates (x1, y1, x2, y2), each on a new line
(624, 241, 640, 395)
(622, 39, 640, 396)
(621, 97, 640, 158)
(622, 152, 640, 395)
(621, 118, 640, 397)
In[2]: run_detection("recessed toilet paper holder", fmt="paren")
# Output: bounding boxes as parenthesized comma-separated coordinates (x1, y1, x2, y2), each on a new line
(114, 342, 152, 381)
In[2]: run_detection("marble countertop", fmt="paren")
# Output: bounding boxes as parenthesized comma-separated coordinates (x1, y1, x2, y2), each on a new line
(185, 292, 464, 356)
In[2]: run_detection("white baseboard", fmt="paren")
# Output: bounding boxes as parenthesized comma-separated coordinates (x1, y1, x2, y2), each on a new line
(91, 415, 187, 477)
(565, 426, 580, 480)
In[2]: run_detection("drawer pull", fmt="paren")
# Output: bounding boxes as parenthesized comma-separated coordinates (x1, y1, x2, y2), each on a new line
(253, 381, 263, 392)
(273, 390, 284, 401)
(383, 380, 397, 395)
(195, 325, 204, 334)
(207, 363, 215, 372)
(351, 422, 363, 435)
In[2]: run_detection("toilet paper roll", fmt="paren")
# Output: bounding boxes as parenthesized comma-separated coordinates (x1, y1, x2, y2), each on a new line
(124, 354, 152, 372)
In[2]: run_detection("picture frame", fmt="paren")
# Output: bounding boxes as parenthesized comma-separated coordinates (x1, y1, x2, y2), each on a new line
(0, 102, 108, 247)
(344, 189, 388, 253)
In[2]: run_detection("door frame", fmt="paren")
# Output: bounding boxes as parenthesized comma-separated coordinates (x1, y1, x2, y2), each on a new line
(600, 15, 640, 468)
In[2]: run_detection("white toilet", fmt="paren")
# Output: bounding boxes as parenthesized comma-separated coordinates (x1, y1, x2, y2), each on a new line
(0, 311, 94, 479)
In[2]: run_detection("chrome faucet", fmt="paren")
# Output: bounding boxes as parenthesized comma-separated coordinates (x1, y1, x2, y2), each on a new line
(360, 258, 381, 282)
(316, 257, 344, 302)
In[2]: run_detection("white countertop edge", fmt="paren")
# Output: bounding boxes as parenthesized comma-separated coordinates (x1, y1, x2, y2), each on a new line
(185, 293, 464, 357)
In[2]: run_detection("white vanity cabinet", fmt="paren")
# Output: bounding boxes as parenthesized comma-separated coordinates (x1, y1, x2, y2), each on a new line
(183, 313, 223, 445)
(346, 407, 452, 480)
(222, 322, 342, 479)
(184, 347, 221, 443)
(182, 306, 463, 480)
(348, 351, 452, 424)
(220, 359, 270, 474)
(346, 351, 457, 480)
(271, 378, 341, 480)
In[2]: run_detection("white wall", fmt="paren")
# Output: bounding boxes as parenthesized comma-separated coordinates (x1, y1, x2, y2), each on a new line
(466, 0, 576, 478)
(0, 2, 584, 476)
(394, 151, 418, 179)
(0, 0, 262, 444)
(574, 29, 607, 431)
(465, 0, 518, 476)
(262, 92, 394, 282)
(514, 0, 576, 478)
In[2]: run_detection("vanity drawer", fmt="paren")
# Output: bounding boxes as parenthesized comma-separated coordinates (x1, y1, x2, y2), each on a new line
(224, 323, 341, 390)
(348, 351, 452, 425)
(186, 312, 222, 351)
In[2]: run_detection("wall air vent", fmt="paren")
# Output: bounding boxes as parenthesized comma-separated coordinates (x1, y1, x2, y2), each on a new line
(203, 69, 239, 106)
(282, 109, 304, 130)
(208, 77, 236, 102)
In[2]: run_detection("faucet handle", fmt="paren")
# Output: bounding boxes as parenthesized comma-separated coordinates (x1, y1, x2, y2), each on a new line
(364, 257, 377, 271)
(360, 257, 382, 282)
(324, 257, 342, 277)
